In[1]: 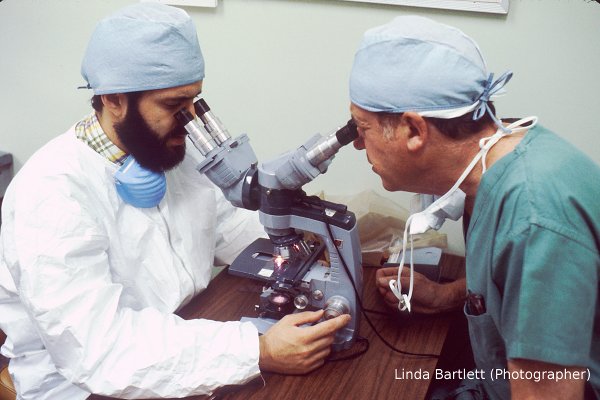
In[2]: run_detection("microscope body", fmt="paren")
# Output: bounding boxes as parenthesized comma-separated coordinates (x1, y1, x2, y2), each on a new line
(258, 198, 362, 350)
(177, 100, 362, 351)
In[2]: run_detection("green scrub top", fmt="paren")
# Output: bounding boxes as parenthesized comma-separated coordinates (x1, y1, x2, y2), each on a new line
(466, 124, 600, 400)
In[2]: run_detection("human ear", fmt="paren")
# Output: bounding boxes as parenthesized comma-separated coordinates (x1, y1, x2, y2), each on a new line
(401, 112, 428, 153)
(100, 93, 128, 120)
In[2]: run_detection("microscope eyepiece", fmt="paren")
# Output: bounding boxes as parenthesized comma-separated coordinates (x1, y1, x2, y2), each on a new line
(192, 98, 231, 144)
(176, 108, 218, 156)
(194, 98, 211, 116)
(335, 120, 358, 146)
(304, 119, 358, 169)
(174, 108, 195, 125)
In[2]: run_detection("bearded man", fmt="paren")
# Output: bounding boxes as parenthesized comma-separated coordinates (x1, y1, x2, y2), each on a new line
(0, 3, 349, 399)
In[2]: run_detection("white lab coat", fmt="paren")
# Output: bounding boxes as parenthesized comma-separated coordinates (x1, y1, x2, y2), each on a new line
(0, 126, 265, 399)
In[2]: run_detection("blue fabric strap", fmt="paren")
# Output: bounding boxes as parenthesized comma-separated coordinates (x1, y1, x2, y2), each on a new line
(473, 71, 513, 132)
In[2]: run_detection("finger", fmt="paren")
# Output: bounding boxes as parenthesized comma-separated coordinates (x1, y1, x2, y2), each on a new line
(307, 334, 336, 352)
(378, 286, 389, 296)
(399, 277, 414, 287)
(376, 266, 400, 278)
(378, 280, 401, 298)
(288, 337, 335, 374)
(400, 273, 427, 286)
(303, 352, 328, 373)
(383, 297, 399, 310)
(283, 309, 325, 326)
(378, 282, 400, 302)
(384, 292, 400, 306)
(310, 347, 333, 363)
(377, 276, 395, 288)
(308, 314, 351, 338)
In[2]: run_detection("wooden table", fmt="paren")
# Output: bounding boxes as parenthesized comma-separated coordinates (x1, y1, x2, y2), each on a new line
(189, 254, 463, 400)
(92, 254, 465, 400)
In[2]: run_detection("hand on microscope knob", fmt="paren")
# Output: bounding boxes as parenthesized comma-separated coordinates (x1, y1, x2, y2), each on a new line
(258, 309, 351, 375)
(376, 266, 466, 314)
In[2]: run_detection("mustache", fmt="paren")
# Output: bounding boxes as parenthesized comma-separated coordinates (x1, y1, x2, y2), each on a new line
(159, 125, 188, 145)
(115, 113, 187, 172)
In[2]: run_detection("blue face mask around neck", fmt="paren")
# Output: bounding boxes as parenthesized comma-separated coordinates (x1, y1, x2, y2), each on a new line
(114, 155, 166, 208)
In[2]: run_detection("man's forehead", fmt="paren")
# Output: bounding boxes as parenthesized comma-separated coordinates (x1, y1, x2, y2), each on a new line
(147, 81, 203, 100)
(350, 104, 374, 123)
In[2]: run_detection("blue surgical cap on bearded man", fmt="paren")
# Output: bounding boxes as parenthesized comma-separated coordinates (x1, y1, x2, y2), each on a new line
(81, 2, 205, 95)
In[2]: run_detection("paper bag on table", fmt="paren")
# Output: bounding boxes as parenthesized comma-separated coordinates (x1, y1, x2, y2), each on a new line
(318, 190, 447, 266)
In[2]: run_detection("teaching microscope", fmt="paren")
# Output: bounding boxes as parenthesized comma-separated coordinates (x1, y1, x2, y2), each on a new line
(176, 99, 362, 351)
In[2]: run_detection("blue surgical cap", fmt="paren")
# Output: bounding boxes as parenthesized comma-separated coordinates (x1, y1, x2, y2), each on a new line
(350, 16, 511, 124)
(81, 2, 205, 95)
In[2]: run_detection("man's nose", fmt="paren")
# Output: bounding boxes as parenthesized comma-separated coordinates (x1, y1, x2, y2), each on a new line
(186, 101, 196, 117)
(353, 137, 365, 150)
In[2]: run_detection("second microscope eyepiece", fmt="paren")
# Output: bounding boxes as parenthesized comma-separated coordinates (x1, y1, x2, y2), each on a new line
(193, 98, 231, 145)
(193, 98, 211, 116)
(304, 119, 359, 168)
(175, 108, 218, 156)
(335, 119, 358, 146)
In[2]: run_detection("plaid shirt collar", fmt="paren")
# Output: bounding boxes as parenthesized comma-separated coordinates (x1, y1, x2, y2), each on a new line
(75, 112, 128, 165)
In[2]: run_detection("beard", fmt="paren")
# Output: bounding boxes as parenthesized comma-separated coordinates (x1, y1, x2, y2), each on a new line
(114, 95, 187, 172)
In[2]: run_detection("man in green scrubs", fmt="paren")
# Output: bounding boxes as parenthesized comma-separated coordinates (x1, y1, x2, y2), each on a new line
(350, 16, 600, 400)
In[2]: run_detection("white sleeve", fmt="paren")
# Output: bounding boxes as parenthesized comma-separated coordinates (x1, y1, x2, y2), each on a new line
(9, 175, 260, 398)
